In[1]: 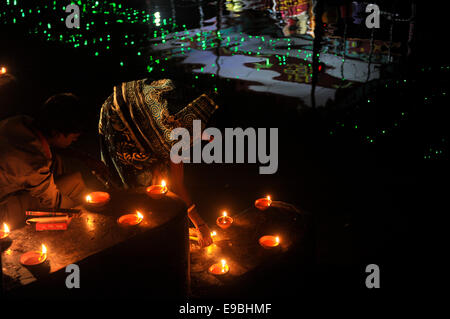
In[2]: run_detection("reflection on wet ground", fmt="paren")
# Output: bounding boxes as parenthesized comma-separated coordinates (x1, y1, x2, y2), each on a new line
(0, 0, 409, 107)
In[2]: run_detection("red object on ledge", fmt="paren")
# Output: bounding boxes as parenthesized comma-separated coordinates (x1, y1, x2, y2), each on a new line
(35, 222, 68, 231)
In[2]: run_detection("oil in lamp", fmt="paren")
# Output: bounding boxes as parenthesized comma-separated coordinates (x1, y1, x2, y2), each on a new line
(117, 211, 144, 226)
(255, 195, 272, 210)
(146, 180, 168, 199)
(208, 259, 229, 275)
(216, 211, 233, 229)
(259, 235, 280, 249)
(20, 244, 47, 266)
(0, 223, 10, 240)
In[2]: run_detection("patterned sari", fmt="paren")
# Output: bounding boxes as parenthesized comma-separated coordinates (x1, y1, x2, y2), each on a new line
(99, 78, 219, 188)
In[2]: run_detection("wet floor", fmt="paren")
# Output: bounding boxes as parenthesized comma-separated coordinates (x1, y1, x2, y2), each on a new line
(1, 0, 408, 108)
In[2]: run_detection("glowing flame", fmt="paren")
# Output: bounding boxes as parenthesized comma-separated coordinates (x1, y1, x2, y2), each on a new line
(161, 180, 166, 187)
(221, 259, 227, 272)
(85, 195, 92, 203)
(41, 244, 47, 255)
(86, 216, 95, 231)
(275, 236, 280, 244)
(222, 211, 227, 217)
(206, 244, 214, 255)
(211, 231, 217, 237)
(136, 211, 144, 220)
(0, 67, 6, 74)
(267, 195, 271, 201)
(3, 223, 9, 234)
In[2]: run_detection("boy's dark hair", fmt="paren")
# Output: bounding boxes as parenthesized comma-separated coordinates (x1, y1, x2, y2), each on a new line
(34, 93, 86, 137)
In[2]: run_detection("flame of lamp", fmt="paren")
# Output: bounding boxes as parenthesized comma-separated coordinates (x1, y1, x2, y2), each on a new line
(0, 223, 10, 240)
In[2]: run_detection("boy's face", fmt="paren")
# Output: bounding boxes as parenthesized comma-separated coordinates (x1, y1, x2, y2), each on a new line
(50, 132, 81, 148)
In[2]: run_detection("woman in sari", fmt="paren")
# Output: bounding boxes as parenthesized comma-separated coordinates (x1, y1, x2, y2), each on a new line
(99, 78, 219, 247)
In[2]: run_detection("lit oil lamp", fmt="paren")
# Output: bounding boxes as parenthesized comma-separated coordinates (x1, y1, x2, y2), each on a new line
(146, 180, 168, 199)
(208, 259, 230, 275)
(216, 211, 233, 229)
(189, 230, 217, 242)
(0, 223, 10, 240)
(117, 211, 144, 226)
(255, 195, 272, 210)
(20, 244, 47, 266)
(85, 191, 110, 207)
(259, 235, 280, 249)
(0, 66, 6, 74)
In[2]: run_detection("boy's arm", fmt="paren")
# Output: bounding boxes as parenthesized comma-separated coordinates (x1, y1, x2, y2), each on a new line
(27, 166, 61, 208)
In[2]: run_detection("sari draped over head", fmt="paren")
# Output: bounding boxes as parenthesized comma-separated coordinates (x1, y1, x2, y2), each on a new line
(99, 78, 219, 188)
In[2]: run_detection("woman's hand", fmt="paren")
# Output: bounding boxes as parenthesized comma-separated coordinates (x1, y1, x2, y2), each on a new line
(87, 159, 111, 180)
(197, 224, 213, 247)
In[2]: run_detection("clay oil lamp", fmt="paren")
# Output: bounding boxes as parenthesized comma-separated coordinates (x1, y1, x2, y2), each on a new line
(20, 244, 47, 266)
(255, 195, 272, 211)
(117, 211, 144, 226)
(208, 259, 229, 275)
(259, 235, 281, 249)
(85, 191, 110, 208)
(216, 211, 233, 229)
(146, 180, 168, 199)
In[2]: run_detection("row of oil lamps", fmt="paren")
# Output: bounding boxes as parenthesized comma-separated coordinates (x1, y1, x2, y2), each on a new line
(0, 180, 281, 273)
(207, 198, 280, 275)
